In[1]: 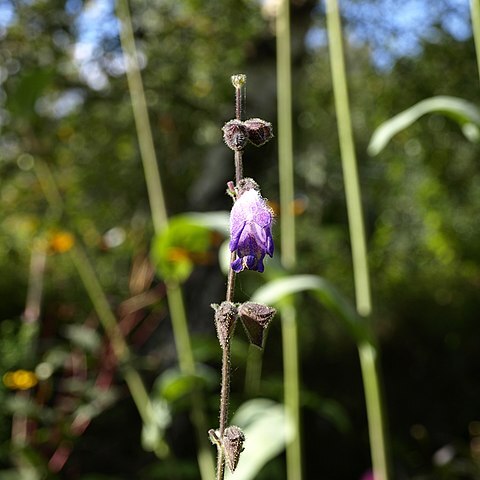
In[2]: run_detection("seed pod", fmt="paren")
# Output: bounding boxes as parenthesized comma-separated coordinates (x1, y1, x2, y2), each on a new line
(244, 118, 273, 147)
(222, 119, 248, 151)
(223, 425, 245, 473)
(238, 302, 276, 348)
(212, 301, 238, 349)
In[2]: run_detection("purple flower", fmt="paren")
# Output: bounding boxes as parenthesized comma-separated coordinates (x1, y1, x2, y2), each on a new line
(229, 179, 274, 273)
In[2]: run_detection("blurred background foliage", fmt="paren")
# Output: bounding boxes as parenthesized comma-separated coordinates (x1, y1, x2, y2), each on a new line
(1, 0, 480, 478)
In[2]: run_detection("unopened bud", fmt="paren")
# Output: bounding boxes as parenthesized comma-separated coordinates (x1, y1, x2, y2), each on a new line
(212, 301, 238, 349)
(223, 119, 248, 151)
(244, 118, 273, 147)
(231, 74, 246, 89)
(238, 302, 276, 348)
(223, 425, 245, 473)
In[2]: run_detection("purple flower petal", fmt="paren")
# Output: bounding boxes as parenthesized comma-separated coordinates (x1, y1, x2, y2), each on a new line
(229, 180, 274, 273)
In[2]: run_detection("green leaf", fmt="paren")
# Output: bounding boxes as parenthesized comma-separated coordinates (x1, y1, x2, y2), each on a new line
(153, 365, 216, 403)
(63, 324, 101, 353)
(150, 215, 213, 283)
(251, 275, 372, 344)
(225, 399, 294, 480)
(182, 211, 230, 236)
(156, 369, 200, 402)
(368, 95, 480, 155)
(6, 68, 54, 118)
(141, 398, 171, 457)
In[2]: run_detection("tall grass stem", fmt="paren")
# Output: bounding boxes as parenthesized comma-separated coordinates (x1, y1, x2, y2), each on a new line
(117, 0, 215, 480)
(116, 0, 168, 232)
(470, 0, 480, 83)
(276, 0, 296, 270)
(281, 302, 302, 480)
(325, 0, 371, 316)
(276, 2, 301, 479)
(325, 0, 390, 478)
(116, 2, 215, 478)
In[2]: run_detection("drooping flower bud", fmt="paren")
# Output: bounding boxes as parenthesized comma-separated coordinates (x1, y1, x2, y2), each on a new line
(211, 301, 238, 349)
(222, 119, 248, 151)
(229, 178, 274, 273)
(244, 118, 273, 147)
(238, 302, 276, 348)
(223, 425, 245, 473)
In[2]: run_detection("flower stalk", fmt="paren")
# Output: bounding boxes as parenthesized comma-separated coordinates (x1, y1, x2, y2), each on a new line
(212, 74, 275, 480)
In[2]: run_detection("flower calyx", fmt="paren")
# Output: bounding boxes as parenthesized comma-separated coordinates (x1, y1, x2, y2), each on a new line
(222, 118, 273, 151)
(238, 302, 276, 348)
(208, 426, 246, 473)
(211, 301, 238, 349)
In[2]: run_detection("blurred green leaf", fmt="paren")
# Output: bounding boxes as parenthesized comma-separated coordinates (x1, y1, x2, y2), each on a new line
(302, 391, 351, 434)
(153, 365, 217, 403)
(6, 68, 54, 118)
(150, 215, 213, 283)
(368, 95, 480, 155)
(141, 398, 171, 457)
(63, 324, 101, 353)
(251, 274, 373, 344)
(183, 211, 230, 236)
(225, 399, 294, 480)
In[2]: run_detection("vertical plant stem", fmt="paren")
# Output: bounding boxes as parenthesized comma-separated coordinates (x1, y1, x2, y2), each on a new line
(116, 2, 215, 478)
(167, 283, 215, 479)
(276, 2, 301, 480)
(216, 346, 230, 480)
(325, 1, 390, 479)
(325, 0, 371, 316)
(215, 75, 246, 480)
(276, 0, 296, 270)
(116, 0, 168, 233)
(166, 282, 196, 374)
(281, 301, 301, 480)
(470, 0, 480, 83)
(358, 342, 389, 478)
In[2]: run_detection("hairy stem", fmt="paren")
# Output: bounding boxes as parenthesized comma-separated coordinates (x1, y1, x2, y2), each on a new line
(216, 75, 246, 480)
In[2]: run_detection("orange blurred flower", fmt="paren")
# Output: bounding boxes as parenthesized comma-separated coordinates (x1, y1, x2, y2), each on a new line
(50, 231, 75, 253)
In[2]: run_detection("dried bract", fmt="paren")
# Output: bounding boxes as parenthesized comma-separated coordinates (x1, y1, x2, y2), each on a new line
(223, 425, 245, 473)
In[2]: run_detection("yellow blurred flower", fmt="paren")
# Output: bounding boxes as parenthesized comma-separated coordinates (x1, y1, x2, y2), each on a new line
(3, 369, 38, 390)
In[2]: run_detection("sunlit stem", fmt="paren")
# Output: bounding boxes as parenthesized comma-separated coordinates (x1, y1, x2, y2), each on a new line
(281, 301, 302, 480)
(276, 2, 301, 480)
(116, 1, 215, 478)
(276, 0, 296, 270)
(470, 0, 480, 83)
(358, 342, 390, 480)
(116, 0, 168, 232)
(325, 0, 371, 315)
(325, 1, 390, 479)
(167, 283, 214, 478)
